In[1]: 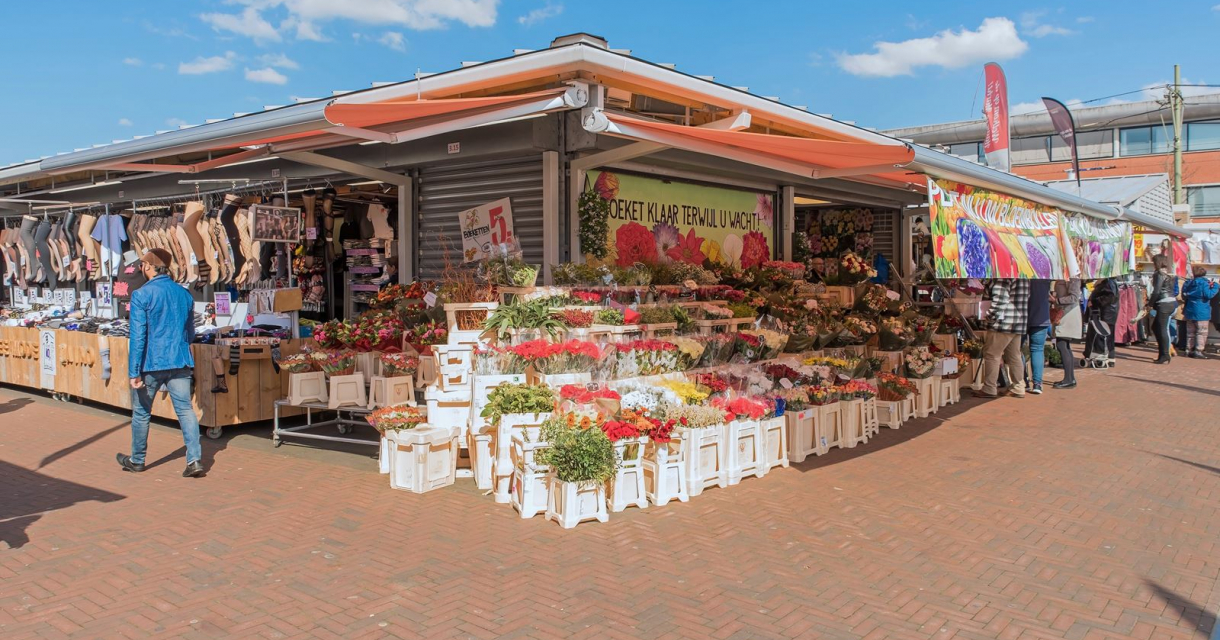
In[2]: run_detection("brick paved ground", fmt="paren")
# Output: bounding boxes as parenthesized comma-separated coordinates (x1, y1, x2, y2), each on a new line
(1, 345, 1218, 640)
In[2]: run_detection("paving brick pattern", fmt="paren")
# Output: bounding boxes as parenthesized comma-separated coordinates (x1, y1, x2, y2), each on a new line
(1, 346, 1218, 639)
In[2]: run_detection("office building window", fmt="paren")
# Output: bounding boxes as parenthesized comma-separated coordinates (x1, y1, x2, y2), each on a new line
(947, 142, 983, 163)
(1011, 136, 1051, 165)
(1119, 124, 1172, 156)
(1050, 130, 1114, 161)
(1188, 186, 1220, 218)
(1187, 120, 1220, 151)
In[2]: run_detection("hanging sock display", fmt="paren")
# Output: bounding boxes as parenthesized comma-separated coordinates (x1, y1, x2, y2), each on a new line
(228, 344, 242, 375)
(34, 219, 57, 289)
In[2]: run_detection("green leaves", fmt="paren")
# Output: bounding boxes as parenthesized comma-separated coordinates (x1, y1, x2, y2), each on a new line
(479, 383, 556, 426)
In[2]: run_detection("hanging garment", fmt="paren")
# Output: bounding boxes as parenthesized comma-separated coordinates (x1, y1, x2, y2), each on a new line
(183, 201, 211, 285)
(19, 215, 40, 282)
(34, 219, 57, 289)
(1113, 285, 1140, 344)
(91, 213, 128, 279)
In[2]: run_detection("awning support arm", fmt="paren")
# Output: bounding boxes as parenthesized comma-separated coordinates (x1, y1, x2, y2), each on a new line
(96, 148, 271, 175)
(570, 110, 752, 172)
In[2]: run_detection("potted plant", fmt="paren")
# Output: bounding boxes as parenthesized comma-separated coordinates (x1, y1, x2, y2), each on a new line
(539, 414, 618, 528)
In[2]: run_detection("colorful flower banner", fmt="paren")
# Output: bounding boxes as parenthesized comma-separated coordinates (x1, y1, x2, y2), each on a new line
(928, 178, 1071, 280)
(1061, 213, 1134, 279)
(587, 169, 775, 268)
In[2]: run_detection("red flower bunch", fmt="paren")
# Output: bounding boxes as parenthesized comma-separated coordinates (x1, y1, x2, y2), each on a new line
(559, 384, 621, 404)
(723, 289, 747, 303)
(572, 291, 602, 304)
(764, 363, 802, 382)
(614, 339, 678, 354)
(693, 373, 729, 394)
(615, 222, 659, 267)
(556, 309, 595, 328)
(712, 396, 768, 421)
(510, 339, 603, 374)
(601, 419, 642, 442)
(509, 339, 553, 362)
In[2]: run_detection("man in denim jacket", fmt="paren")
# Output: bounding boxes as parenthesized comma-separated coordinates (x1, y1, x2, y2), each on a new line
(116, 248, 205, 478)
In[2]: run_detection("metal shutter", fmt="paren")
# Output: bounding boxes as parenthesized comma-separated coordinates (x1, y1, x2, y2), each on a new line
(871, 209, 899, 264)
(416, 156, 545, 281)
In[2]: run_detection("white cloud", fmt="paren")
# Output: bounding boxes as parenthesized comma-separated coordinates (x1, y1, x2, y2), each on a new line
(518, 3, 563, 26)
(1076, 16, 1095, 23)
(179, 51, 237, 75)
(206, 0, 499, 40)
(245, 67, 289, 85)
(1213, 4, 1220, 10)
(118, 118, 133, 127)
(166, 118, 189, 128)
(122, 57, 143, 67)
(837, 17, 1027, 77)
(152, 62, 167, 70)
(378, 31, 406, 51)
(1020, 10, 1075, 38)
(258, 53, 299, 69)
(200, 6, 281, 41)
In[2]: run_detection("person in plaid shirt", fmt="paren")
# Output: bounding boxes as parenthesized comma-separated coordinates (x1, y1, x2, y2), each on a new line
(975, 279, 1031, 398)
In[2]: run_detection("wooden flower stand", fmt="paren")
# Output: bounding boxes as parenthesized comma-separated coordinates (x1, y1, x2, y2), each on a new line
(287, 371, 328, 406)
(912, 376, 938, 418)
(838, 399, 867, 448)
(786, 408, 818, 462)
(367, 375, 414, 409)
(938, 376, 961, 407)
(876, 398, 905, 429)
(327, 374, 367, 410)
(814, 403, 843, 451)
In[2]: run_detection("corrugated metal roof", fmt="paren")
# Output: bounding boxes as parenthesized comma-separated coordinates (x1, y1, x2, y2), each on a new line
(1044, 174, 1169, 207)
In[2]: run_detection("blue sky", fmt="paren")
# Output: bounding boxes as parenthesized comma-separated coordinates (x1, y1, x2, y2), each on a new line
(1, 1, 1218, 166)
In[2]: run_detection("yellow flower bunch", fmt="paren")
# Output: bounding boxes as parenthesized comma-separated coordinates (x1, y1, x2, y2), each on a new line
(804, 356, 849, 369)
(658, 379, 709, 405)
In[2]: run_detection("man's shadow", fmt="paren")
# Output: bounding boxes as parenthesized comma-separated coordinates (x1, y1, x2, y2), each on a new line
(0, 460, 124, 549)
(144, 426, 229, 475)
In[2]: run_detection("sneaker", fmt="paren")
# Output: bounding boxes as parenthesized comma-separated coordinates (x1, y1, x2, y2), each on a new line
(1028, 384, 1043, 395)
(183, 461, 205, 478)
(116, 453, 145, 473)
(1052, 380, 1077, 390)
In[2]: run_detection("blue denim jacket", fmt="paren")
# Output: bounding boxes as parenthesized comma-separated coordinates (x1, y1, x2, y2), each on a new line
(129, 275, 195, 377)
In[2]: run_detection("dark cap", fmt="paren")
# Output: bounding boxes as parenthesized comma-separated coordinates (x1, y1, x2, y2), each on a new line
(140, 248, 173, 269)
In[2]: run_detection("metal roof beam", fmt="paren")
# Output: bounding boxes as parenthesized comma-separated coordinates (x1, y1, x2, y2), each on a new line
(277, 151, 407, 185)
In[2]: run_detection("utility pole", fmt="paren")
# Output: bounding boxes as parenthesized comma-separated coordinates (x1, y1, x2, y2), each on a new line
(1171, 64, 1184, 205)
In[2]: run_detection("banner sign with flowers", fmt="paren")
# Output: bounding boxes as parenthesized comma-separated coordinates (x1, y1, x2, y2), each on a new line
(1061, 213, 1134, 279)
(928, 178, 1072, 280)
(587, 169, 775, 268)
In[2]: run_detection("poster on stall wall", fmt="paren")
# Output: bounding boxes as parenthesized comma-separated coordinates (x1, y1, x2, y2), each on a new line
(587, 169, 775, 268)
(1061, 214, 1134, 279)
(928, 178, 1071, 280)
(458, 197, 514, 263)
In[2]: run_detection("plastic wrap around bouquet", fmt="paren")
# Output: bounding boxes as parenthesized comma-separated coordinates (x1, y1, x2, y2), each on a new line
(614, 339, 681, 377)
(696, 333, 736, 368)
(877, 316, 911, 351)
(904, 346, 936, 379)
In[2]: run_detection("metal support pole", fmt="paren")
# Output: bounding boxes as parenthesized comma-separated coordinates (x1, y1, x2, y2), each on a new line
(781, 186, 795, 262)
(542, 151, 560, 283)
(1172, 64, 1184, 206)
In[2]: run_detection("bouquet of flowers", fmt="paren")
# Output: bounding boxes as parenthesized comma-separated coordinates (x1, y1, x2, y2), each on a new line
(313, 319, 356, 349)
(405, 320, 448, 351)
(281, 353, 315, 374)
(908, 314, 936, 347)
(351, 313, 405, 352)
(814, 318, 848, 350)
(319, 350, 357, 376)
(660, 402, 727, 430)
(657, 378, 709, 405)
(805, 355, 850, 376)
(696, 333, 736, 368)
(854, 284, 891, 316)
(904, 346, 935, 379)
(876, 372, 919, 401)
(513, 340, 603, 375)
(380, 352, 420, 377)
(961, 339, 984, 358)
(594, 308, 625, 326)
(835, 380, 877, 400)
(614, 340, 680, 377)
(692, 372, 730, 396)
(842, 317, 878, 345)
(695, 303, 734, 321)
(618, 383, 673, 414)
(474, 346, 527, 375)
(776, 387, 811, 411)
(711, 396, 768, 422)
(762, 260, 806, 280)
(877, 316, 910, 351)
(936, 314, 965, 335)
(731, 332, 765, 363)
(741, 327, 789, 360)
(559, 384, 621, 415)
(764, 363, 804, 386)
(806, 383, 840, 406)
(367, 404, 427, 431)
(943, 352, 971, 380)
(838, 251, 877, 285)
(555, 308, 595, 328)
(670, 336, 706, 370)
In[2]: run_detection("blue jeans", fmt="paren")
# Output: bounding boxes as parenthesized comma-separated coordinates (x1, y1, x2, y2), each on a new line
(1028, 327, 1049, 386)
(130, 368, 201, 465)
